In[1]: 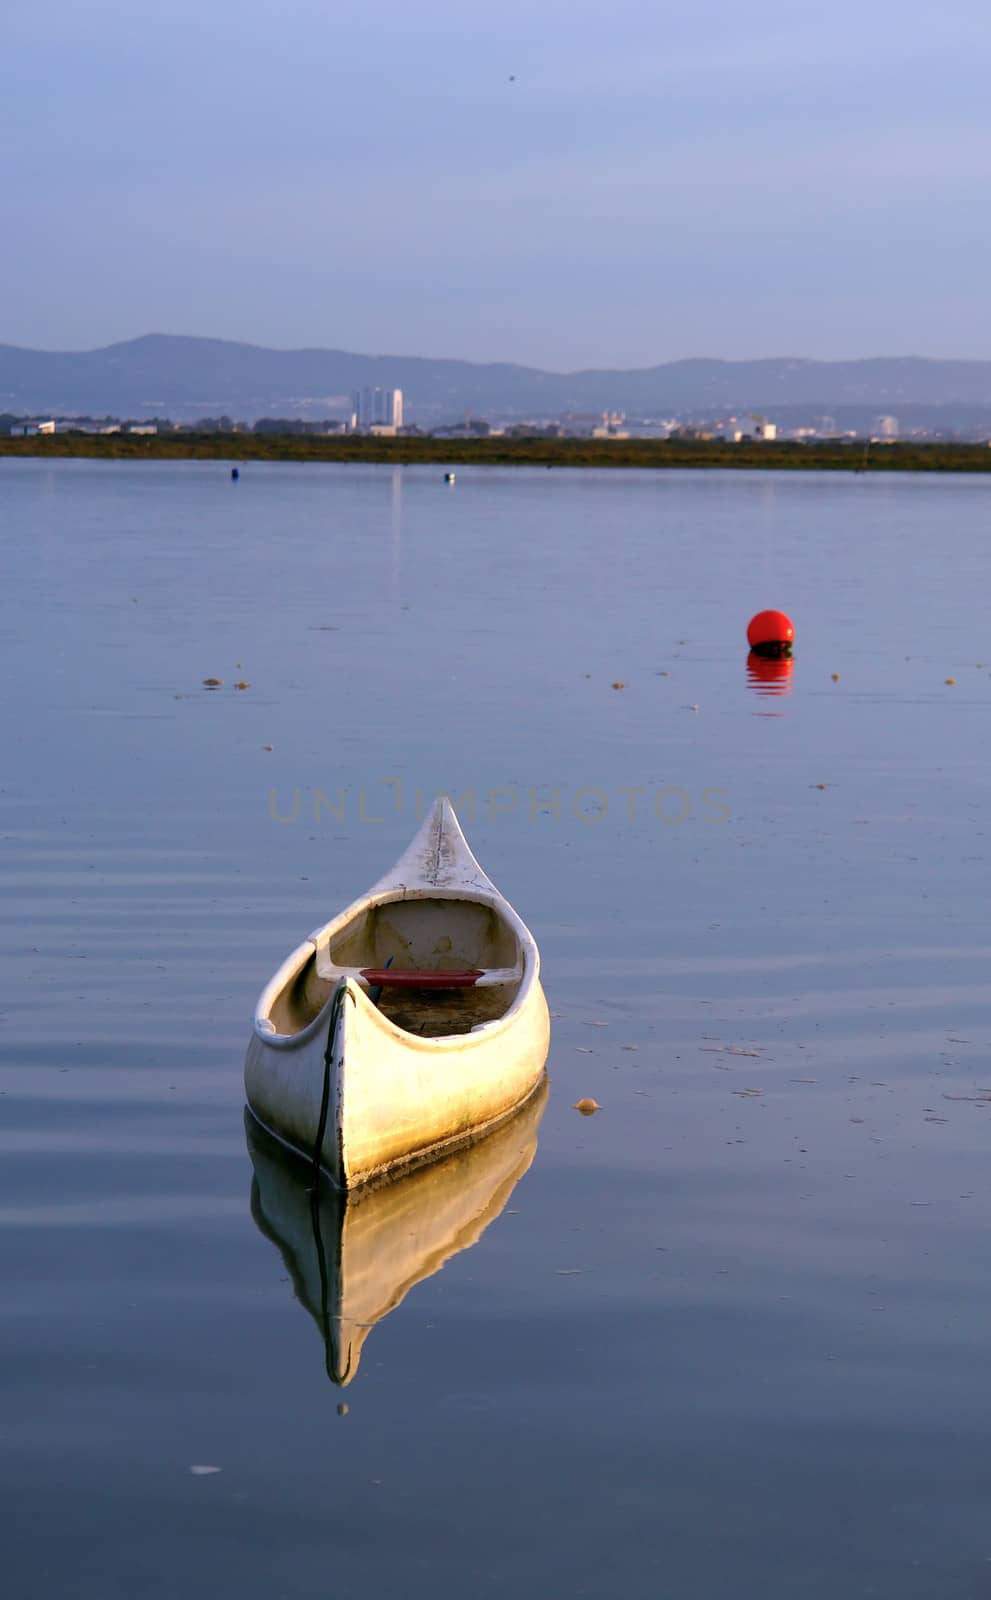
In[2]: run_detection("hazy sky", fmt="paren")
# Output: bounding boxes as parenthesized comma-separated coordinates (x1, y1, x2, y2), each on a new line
(3, 0, 989, 367)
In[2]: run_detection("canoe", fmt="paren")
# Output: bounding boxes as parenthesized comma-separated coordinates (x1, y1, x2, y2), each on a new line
(246, 1078, 548, 1384)
(244, 798, 550, 1190)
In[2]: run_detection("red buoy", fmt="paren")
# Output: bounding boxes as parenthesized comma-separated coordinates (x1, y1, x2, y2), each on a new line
(747, 609, 794, 655)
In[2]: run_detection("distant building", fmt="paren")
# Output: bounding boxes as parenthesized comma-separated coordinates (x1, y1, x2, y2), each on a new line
(733, 414, 777, 442)
(560, 410, 626, 437)
(37, 420, 56, 435)
(876, 415, 899, 439)
(354, 388, 403, 430)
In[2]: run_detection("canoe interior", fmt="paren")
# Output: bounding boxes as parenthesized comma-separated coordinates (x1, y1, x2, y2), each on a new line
(267, 895, 523, 1040)
(374, 982, 514, 1036)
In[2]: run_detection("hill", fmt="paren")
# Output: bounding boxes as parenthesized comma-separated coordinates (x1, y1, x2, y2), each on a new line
(2, 334, 991, 423)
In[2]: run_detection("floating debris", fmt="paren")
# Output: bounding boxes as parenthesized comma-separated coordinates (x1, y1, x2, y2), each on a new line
(573, 1098, 601, 1115)
(945, 677, 956, 685)
(263, 745, 273, 751)
(611, 681, 625, 690)
(202, 678, 222, 688)
(831, 672, 840, 681)
(702, 1045, 763, 1057)
(234, 681, 250, 690)
(189, 1465, 222, 1476)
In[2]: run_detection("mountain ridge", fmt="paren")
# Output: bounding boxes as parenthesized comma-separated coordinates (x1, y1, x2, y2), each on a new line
(2, 334, 991, 421)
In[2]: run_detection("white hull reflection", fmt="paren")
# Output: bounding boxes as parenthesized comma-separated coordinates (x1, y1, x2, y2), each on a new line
(246, 1077, 548, 1385)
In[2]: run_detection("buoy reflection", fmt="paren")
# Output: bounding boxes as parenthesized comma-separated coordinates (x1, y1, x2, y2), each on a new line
(746, 650, 794, 697)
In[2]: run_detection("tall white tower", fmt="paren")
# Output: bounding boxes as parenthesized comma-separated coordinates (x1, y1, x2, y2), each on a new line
(354, 388, 404, 429)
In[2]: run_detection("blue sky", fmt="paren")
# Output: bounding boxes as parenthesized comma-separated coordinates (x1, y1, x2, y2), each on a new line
(3, 0, 989, 366)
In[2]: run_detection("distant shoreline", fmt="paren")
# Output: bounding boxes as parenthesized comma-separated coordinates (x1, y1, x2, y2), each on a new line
(2, 434, 991, 473)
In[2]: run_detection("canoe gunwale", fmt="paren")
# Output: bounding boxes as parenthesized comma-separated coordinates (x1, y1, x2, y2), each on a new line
(252, 885, 540, 1054)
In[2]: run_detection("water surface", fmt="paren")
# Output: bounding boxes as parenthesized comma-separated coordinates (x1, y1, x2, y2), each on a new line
(3, 461, 991, 1597)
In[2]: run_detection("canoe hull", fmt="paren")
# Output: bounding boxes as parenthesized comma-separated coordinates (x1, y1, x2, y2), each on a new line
(244, 975, 549, 1189)
(244, 797, 550, 1191)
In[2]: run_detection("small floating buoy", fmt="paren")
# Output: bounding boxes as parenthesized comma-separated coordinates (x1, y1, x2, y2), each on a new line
(234, 681, 250, 690)
(231, 467, 239, 481)
(444, 472, 455, 484)
(831, 672, 840, 681)
(945, 677, 956, 685)
(573, 1098, 601, 1115)
(611, 681, 625, 690)
(747, 609, 794, 657)
(202, 677, 223, 688)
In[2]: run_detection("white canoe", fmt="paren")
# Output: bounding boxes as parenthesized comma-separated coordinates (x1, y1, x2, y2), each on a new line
(247, 1079, 548, 1384)
(244, 798, 550, 1189)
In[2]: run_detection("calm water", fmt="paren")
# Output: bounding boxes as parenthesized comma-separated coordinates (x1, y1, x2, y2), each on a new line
(3, 460, 991, 1598)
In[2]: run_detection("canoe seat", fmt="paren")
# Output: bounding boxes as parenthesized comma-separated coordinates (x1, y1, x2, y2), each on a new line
(360, 966, 482, 989)
(316, 959, 522, 991)
(360, 966, 515, 990)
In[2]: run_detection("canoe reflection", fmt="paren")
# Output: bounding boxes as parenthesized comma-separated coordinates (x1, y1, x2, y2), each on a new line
(246, 1077, 548, 1385)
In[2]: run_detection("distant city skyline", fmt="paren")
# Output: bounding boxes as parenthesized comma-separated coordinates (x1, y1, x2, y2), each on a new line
(3, 1, 989, 366)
